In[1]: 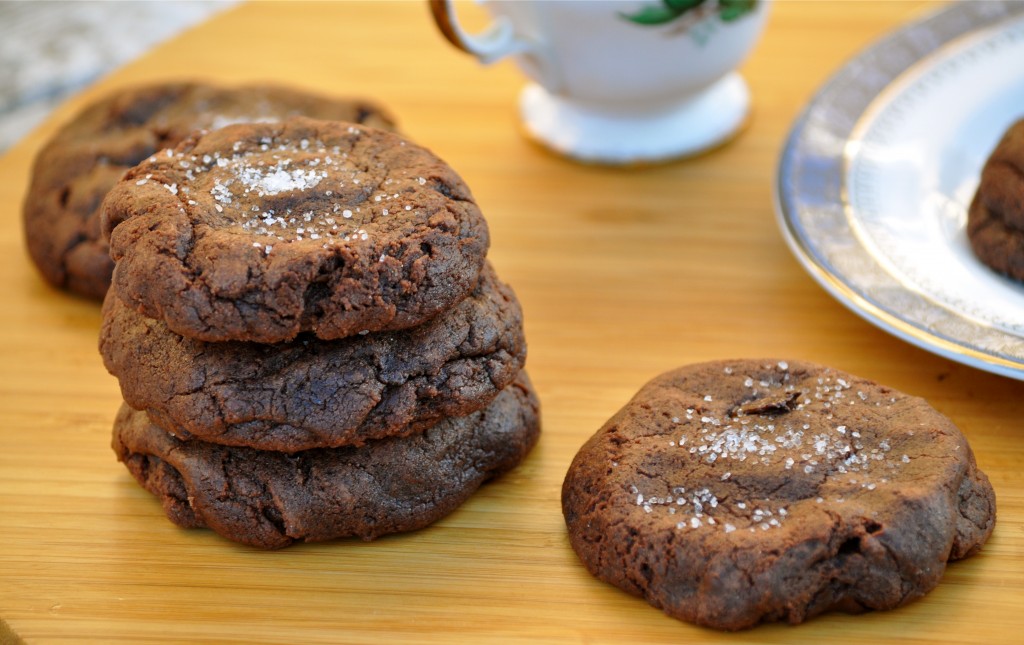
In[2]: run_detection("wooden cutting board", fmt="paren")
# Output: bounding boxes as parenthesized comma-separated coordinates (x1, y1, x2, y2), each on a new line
(2, 1, 1022, 643)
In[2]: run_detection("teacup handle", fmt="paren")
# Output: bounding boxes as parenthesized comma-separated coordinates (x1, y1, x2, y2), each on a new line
(428, 0, 533, 64)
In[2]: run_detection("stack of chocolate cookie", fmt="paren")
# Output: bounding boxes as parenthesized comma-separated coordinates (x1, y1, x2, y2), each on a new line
(99, 115, 539, 549)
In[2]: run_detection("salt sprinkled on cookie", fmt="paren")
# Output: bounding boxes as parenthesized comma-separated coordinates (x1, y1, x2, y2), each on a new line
(23, 82, 397, 301)
(101, 116, 489, 343)
(562, 359, 995, 631)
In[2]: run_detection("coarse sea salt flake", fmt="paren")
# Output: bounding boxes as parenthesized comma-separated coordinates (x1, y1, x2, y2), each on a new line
(238, 164, 324, 196)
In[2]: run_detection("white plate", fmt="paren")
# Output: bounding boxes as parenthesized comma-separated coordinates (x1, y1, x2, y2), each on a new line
(776, 0, 1024, 379)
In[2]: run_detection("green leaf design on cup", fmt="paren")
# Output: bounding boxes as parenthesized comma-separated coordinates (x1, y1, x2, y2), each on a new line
(666, 0, 708, 10)
(621, 0, 757, 28)
(719, 0, 757, 21)
(623, 4, 688, 25)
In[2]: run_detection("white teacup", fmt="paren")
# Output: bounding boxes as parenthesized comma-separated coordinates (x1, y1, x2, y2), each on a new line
(430, 0, 770, 164)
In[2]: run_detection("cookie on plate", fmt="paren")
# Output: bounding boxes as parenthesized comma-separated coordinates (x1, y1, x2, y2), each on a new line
(100, 263, 526, 451)
(967, 118, 1024, 280)
(561, 359, 995, 631)
(113, 372, 540, 549)
(101, 116, 489, 342)
(23, 81, 395, 300)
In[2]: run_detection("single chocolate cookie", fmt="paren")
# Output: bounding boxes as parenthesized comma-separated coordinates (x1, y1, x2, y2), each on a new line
(968, 119, 1024, 281)
(100, 263, 526, 451)
(974, 118, 1024, 231)
(562, 359, 995, 631)
(23, 81, 395, 300)
(101, 116, 489, 342)
(967, 194, 1024, 280)
(113, 372, 540, 549)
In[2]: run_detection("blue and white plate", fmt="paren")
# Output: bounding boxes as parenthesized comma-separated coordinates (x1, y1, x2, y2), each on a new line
(777, 0, 1024, 379)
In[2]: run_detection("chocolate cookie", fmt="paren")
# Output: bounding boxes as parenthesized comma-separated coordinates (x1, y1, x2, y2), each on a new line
(23, 81, 395, 300)
(101, 116, 489, 342)
(100, 263, 525, 451)
(968, 119, 1024, 281)
(113, 372, 540, 549)
(562, 359, 995, 631)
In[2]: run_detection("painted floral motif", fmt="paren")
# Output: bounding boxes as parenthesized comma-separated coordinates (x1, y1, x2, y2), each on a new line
(621, 0, 758, 28)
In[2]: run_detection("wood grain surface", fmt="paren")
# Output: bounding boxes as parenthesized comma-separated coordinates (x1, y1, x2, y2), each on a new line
(2, 1, 1022, 643)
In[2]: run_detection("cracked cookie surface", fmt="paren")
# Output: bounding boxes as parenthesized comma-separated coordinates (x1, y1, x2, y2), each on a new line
(101, 263, 525, 452)
(23, 81, 395, 301)
(112, 372, 540, 549)
(101, 115, 488, 342)
(968, 119, 1024, 281)
(561, 359, 995, 631)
